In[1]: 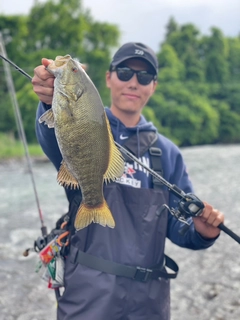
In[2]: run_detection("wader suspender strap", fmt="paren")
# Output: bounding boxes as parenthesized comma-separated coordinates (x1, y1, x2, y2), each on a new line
(121, 131, 163, 189)
(71, 250, 179, 281)
(149, 141, 164, 189)
(70, 131, 179, 280)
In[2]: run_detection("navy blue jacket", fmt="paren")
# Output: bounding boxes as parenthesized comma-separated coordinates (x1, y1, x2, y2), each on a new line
(36, 102, 215, 250)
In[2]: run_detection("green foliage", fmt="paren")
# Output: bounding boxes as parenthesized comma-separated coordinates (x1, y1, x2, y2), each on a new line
(228, 38, 240, 80)
(0, 89, 16, 133)
(17, 81, 40, 143)
(157, 44, 185, 81)
(0, 132, 43, 159)
(211, 101, 240, 143)
(0, 0, 120, 146)
(148, 83, 220, 145)
(0, 8, 240, 148)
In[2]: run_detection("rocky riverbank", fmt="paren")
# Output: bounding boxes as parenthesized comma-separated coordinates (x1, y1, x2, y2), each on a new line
(0, 144, 240, 320)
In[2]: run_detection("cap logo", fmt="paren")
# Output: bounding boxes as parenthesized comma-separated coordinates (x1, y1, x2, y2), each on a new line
(135, 49, 144, 55)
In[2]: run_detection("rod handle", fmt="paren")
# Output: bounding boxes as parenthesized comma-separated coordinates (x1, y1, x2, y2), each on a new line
(218, 223, 240, 244)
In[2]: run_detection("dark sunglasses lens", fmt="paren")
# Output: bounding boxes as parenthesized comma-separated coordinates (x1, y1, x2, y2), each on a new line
(137, 72, 154, 85)
(115, 67, 155, 85)
(116, 68, 134, 81)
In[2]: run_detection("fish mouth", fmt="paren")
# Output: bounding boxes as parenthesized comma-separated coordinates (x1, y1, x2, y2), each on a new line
(55, 55, 72, 67)
(46, 55, 72, 74)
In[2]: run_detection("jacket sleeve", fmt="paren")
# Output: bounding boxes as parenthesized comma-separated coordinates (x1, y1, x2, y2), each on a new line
(166, 148, 216, 250)
(35, 102, 62, 171)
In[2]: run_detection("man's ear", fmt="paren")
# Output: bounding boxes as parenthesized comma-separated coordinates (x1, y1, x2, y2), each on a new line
(152, 81, 158, 94)
(106, 71, 111, 88)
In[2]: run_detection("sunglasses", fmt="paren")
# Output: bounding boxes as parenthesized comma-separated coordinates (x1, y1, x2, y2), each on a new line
(111, 66, 157, 86)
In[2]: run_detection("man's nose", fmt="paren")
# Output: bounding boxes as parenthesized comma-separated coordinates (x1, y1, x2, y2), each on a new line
(127, 73, 138, 87)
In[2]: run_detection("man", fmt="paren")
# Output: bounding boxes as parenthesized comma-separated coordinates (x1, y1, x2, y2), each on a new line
(33, 42, 224, 320)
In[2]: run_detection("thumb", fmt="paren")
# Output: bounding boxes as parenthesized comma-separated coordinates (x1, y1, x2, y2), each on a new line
(41, 58, 53, 67)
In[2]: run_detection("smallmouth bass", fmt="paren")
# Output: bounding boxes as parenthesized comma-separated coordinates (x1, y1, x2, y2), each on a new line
(39, 55, 124, 230)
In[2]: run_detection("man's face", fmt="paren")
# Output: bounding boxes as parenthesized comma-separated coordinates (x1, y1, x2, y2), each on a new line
(106, 58, 157, 118)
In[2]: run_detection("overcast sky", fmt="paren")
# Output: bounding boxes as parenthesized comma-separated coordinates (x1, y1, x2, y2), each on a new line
(1, 0, 240, 51)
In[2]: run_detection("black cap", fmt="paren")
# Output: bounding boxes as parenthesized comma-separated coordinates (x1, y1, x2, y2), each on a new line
(110, 42, 158, 75)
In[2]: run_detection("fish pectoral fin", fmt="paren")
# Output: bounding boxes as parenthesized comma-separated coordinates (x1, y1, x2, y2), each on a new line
(59, 89, 70, 100)
(74, 200, 115, 230)
(75, 87, 84, 101)
(57, 161, 79, 189)
(103, 116, 125, 183)
(60, 86, 83, 102)
(38, 108, 55, 128)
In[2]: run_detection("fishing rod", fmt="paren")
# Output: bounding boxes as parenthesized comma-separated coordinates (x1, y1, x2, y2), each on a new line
(0, 53, 32, 81)
(1, 52, 239, 245)
(115, 141, 240, 245)
(0, 35, 47, 239)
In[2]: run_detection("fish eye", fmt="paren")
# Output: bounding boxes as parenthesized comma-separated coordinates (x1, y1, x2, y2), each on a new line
(72, 67, 78, 73)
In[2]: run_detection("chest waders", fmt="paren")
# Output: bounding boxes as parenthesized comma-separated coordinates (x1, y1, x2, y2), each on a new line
(57, 132, 179, 320)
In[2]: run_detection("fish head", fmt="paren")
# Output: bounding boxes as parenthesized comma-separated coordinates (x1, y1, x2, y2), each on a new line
(47, 54, 87, 101)
(46, 55, 71, 77)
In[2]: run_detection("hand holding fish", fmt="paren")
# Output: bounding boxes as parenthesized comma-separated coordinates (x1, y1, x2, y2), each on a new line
(193, 202, 224, 239)
(32, 58, 88, 105)
(32, 58, 55, 105)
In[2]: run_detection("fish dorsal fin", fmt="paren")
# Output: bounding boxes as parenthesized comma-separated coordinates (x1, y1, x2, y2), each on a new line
(38, 108, 55, 128)
(104, 115, 125, 183)
(57, 161, 80, 189)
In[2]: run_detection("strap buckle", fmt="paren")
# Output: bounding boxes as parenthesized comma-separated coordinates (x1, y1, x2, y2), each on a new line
(149, 147, 162, 156)
(133, 267, 152, 282)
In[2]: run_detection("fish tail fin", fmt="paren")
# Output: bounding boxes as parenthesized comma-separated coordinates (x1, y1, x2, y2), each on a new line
(74, 200, 115, 230)
(104, 115, 125, 183)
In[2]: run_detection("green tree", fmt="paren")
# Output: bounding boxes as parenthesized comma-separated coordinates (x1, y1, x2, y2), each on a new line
(1, 13, 240, 146)
(157, 44, 185, 81)
(148, 83, 220, 146)
(165, 16, 178, 39)
(26, 0, 119, 101)
(211, 101, 240, 143)
(203, 28, 229, 83)
(164, 22, 205, 81)
(165, 23, 200, 58)
(228, 37, 240, 81)
(0, 0, 120, 142)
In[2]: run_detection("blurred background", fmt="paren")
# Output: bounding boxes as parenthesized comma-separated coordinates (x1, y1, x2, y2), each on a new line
(0, 1, 240, 319)
(0, 0, 240, 148)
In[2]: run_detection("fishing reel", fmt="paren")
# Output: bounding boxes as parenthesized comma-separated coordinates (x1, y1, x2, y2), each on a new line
(23, 235, 49, 257)
(161, 193, 205, 226)
(23, 221, 70, 257)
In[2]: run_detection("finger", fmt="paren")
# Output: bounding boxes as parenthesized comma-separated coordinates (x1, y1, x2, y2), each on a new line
(32, 75, 54, 88)
(201, 209, 224, 227)
(201, 202, 214, 216)
(34, 85, 54, 97)
(81, 63, 88, 71)
(42, 58, 53, 67)
(33, 64, 54, 82)
(36, 92, 53, 105)
(211, 210, 224, 228)
(204, 212, 217, 226)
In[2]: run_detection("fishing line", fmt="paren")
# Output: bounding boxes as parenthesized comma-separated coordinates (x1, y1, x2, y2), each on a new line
(115, 141, 240, 244)
(0, 33, 47, 236)
(1, 45, 239, 245)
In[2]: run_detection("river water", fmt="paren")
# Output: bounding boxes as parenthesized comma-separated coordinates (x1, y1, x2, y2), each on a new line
(0, 144, 240, 320)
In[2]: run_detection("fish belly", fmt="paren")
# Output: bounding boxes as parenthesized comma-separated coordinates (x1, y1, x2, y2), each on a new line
(55, 101, 109, 207)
